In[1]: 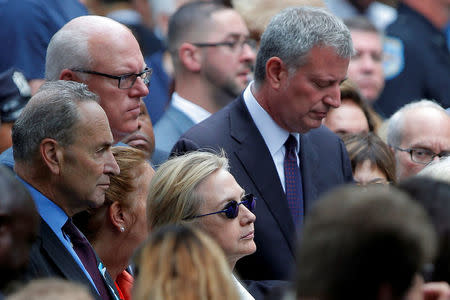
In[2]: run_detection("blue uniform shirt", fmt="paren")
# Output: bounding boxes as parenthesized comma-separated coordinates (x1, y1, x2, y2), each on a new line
(0, 0, 87, 80)
(376, 3, 450, 117)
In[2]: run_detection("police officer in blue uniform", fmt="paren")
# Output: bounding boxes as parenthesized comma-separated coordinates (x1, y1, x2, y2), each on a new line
(375, 0, 450, 118)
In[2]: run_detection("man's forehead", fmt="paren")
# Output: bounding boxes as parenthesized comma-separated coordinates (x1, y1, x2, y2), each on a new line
(209, 9, 249, 35)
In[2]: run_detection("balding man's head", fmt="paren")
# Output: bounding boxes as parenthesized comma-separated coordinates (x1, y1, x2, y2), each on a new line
(46, 15, 150, 142)
(387, 100, 450, 180)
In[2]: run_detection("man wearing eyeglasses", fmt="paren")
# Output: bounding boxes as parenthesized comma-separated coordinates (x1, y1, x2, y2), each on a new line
(0, 15, 153, 169)
(151, 1, 256, 165)
(387, 99, 450, 181)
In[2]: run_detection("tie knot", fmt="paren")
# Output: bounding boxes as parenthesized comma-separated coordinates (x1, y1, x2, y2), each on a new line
(285, 135, 298, 152)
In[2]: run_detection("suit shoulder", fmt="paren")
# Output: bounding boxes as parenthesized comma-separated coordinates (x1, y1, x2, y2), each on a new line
(305, 125, 343, 144)
(180, 99, 237, 141)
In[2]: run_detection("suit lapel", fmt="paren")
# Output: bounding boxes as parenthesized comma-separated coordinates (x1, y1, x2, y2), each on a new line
(39, 220, 101, 299)
(230, 97, 296, 253)
(299, 132, 319, 212)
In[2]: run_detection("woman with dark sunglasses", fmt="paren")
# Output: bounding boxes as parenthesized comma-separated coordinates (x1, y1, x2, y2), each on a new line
(146, 150, 256, 300)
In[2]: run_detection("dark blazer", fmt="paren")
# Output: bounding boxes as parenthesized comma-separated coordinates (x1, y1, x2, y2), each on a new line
(172, 95, 353, 281)
(27, 219, 120, 300)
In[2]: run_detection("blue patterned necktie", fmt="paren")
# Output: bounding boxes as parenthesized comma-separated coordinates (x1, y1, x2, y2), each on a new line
(284, 135, 303, 224)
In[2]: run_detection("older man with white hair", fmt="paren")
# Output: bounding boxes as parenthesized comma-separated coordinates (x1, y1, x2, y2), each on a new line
(387, 100, 450, 181)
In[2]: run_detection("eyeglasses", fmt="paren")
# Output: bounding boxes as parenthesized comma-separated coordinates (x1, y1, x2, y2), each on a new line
(392, 146, 450, 165)
(192, 38, 257, 54)
(184, 194, 256, 220)
(71, 67, 152, 89)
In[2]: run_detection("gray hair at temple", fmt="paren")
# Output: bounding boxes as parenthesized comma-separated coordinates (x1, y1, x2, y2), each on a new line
(387, 100, 446, 147)
(254, 6, 354, 87)
(12, 80, 99, 163)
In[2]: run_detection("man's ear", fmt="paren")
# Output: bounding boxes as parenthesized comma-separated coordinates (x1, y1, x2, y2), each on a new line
(40, 138, 62, 175)
(108, 201, 126, 233)
(179, 42, 202, 72)
(265, 57, 288, 91)
(60, 69, 81, 82)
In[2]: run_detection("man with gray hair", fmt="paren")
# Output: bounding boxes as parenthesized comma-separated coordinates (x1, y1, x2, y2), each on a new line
(387, 100, 450, 181)
(13, 81, 120, 300)
(173, 7, 354, 280)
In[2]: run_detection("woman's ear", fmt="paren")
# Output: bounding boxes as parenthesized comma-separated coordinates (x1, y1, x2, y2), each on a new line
(108, 201, 126, 233)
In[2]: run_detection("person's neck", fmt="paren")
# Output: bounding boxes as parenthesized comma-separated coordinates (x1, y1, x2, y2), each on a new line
(176, 82, 221, 114)
(403, 0, 449, 29)
(92, 231, 130, 281)
(175, 74, 233, 114)
(16, 169, 77, 217)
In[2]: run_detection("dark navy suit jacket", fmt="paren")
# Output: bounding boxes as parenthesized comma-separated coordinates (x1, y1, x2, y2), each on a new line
(27, 219, 120, 300)
(172, 95, 353, 281)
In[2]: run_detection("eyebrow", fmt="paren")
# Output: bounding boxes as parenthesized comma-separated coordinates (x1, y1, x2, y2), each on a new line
(216, 190, 246, 207)
(225, 33, 249, 40)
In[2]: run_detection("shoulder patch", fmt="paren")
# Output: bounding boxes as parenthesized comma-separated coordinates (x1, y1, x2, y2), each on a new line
(383, 36, 405, 80)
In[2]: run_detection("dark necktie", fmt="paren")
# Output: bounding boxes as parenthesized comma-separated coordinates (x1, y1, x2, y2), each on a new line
(284, 135, 303, 224)
(62, 218, 111, 300)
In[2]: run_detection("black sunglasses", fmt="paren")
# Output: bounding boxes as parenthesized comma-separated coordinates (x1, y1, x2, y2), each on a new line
(184, 194, 256, 220)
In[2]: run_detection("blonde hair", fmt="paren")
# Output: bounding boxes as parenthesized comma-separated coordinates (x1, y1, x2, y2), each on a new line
(147, 150, 229, 230)
(133, 224, 239, 300)
(7, 278, 94, 300)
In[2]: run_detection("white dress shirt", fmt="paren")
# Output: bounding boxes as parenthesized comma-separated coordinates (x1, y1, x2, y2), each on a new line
(171, 92, 211, 124)
(232, 274, 255, 300)
(243, 83, 299, 192)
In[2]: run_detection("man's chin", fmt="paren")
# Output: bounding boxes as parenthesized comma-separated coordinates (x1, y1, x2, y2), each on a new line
(114, 127, 139, 144)
(87, 195, 106, 209)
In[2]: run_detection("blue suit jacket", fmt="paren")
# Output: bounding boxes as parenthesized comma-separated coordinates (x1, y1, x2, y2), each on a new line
(152, 103, 195, 166)
(172, 95, 353, 281)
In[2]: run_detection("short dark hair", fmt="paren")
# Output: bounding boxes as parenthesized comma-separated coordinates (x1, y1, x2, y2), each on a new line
(167, 1, 228, 66)
(397, 177, 450, 283)
(344, 16, 379, 34)
(342, 132, 397, 183)
(296, 185, 436, 300)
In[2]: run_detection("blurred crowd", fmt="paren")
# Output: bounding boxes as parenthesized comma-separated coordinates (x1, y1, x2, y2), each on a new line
(0, 0, 449, 299)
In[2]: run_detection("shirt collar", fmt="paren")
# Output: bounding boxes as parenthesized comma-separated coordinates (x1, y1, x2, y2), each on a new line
(243, 82, 300, 154)
(17, 177, 68, 235)
(171, 92, 211, 124)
